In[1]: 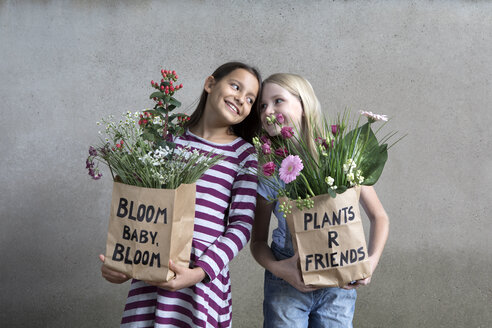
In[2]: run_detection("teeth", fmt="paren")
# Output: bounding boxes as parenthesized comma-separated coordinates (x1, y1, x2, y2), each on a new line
(227, 102, 239, 114)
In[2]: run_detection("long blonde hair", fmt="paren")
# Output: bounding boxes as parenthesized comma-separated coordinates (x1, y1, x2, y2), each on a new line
(264, 73, 323, 158)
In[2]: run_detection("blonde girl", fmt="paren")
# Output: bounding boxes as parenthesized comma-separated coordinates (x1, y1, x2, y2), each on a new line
(251, 73, 389, 328)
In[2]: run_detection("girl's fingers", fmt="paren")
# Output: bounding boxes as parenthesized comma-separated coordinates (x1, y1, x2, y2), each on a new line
(99, 254, 105, 263)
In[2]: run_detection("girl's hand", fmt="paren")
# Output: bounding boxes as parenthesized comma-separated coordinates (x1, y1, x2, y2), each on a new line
(144, 260, 206, 292)
(275, 251, 319, 293)
(99, 254, 131, 284)
(341, 255, 377, 290)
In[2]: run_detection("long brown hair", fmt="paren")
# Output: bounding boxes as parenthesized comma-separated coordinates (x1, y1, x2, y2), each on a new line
(185, 62, 262, 143)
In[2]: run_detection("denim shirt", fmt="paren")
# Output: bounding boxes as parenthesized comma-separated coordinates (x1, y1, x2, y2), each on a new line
(257, 180, 295, 256)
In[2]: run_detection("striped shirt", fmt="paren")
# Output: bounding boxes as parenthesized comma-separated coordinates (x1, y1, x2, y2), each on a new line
(120, 130, 258, 328)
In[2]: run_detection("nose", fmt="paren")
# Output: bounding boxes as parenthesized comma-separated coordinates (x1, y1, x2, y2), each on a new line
(234, 93, 245, 105)
(263, 103, 274, 115)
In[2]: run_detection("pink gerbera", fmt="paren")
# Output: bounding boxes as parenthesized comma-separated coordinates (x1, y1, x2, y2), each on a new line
(279, 155, 303, 184)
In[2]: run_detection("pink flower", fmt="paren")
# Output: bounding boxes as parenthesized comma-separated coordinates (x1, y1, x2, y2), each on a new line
(261, 143, 271, 155)
(262, 162, 276, 176)
(260, 135, 271, 145)
(359, 110, 388, 122)
(331, 125, 339, 135)
(275, 147, 289, 158)
(276, 113, 285, 124)
(281, 126, 294, 139)
(279, 155, 303, 184)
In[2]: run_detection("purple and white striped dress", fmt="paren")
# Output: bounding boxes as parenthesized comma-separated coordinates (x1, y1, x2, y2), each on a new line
(120, 130, 258, 328)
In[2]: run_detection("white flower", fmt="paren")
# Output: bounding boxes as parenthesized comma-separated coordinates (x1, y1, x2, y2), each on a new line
(343, 158, 357, 174)
(347, 172, 355, 182)
(325, 176, 334, 186)
(359, 110, 388, 122)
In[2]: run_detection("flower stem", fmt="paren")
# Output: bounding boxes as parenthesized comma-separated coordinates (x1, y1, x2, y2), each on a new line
(300, 172, 315, 198)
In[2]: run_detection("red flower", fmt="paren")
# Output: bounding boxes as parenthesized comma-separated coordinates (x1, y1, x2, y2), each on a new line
(262, 162, 276, 176)
(275, 147, 289, 158)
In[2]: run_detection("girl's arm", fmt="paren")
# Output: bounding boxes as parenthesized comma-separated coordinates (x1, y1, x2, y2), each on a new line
(342, 185, 389, 289)
(250, 195, 318, 293)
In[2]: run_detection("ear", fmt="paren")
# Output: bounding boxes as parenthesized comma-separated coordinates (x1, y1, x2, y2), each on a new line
(203, 76, 215, 94)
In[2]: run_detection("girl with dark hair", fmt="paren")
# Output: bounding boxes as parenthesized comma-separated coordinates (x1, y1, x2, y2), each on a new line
(100, 62, 262, 328)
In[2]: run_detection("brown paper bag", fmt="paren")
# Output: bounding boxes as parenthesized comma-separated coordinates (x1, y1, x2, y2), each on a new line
(103, 181, 196, 282)
(282, 187, 371, 287)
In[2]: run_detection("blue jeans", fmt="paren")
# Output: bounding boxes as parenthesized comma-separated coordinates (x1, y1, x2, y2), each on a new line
(263, 243, 357, 328)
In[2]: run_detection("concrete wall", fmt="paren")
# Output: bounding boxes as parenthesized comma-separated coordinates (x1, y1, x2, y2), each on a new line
(1, 1, 490, 327)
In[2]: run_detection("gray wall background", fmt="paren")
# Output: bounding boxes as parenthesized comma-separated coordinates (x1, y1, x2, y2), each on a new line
(1, 1, 490, 327)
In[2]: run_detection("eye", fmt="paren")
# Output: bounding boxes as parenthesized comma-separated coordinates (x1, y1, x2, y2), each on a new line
(260, 103, 267, 111)
(231, 83, 239, 90)
(274, 98, 284, 104)
(247, 97, 254, 104)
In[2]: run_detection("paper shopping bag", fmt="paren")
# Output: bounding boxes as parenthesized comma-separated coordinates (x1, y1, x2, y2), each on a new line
(282, 187, 371, 287)
(103, 181, 196, 282)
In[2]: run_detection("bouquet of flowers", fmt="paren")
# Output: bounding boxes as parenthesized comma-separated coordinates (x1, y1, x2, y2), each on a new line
(86, 69, 221, 188)
(254, 110, 400, 210)
(86, 69, 220, 282)
(254, 110, 402, 287)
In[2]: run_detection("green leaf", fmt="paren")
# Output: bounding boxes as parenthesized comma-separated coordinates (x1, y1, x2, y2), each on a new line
(149, 91, 164, 99)
(328, 188, 337, 198)
(141, 132, 155, 141)
(169, 97, 181, 107)
(336, 185, 348, 194)
(361, 143, 388, 185)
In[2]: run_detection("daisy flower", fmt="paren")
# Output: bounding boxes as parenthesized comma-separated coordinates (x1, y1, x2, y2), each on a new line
(279, 155, 303, 184)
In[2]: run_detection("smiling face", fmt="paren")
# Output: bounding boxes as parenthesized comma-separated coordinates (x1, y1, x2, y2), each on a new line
(260, 82, 304, 137)
(203, 68, 260, 129)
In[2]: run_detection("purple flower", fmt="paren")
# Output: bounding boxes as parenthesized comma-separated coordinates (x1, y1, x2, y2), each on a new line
(331, 125, 339, 135)
(262, 162, 276, 176)
(279, 155, 303, 184)
(276, 113, 285, 124)
(315, 137, 329, 149)
(86, 158, 93, 169)
(89, 146, 98, 156)
(261, 143, 271, 155)
(260, 135, 271, 145)
(280, 126, 294, 139)
(274, 147, 289, 158)
(86, 156, 102, 180)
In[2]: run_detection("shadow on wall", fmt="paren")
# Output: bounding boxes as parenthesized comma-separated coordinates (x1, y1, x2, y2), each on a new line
(354, 249, 491, 328)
